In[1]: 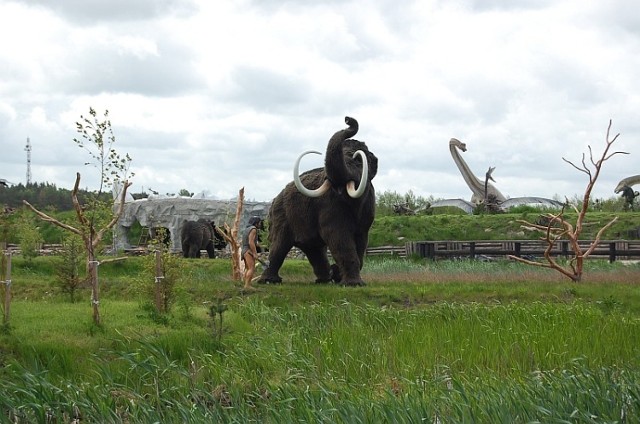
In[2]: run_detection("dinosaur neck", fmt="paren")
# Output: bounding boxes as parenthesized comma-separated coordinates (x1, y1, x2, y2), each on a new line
(615, 175, 640, 192)
(449, 142, 485, 198)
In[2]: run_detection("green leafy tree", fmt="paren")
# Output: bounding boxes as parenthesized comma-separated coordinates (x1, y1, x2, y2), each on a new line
(16, 211, 43, 263)
(376, 190, 434, 216)
(0, 208, 15, 245)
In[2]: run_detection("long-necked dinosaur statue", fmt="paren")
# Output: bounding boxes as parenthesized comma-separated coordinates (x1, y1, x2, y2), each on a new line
(448, 137, 507, 204)
(614, 175, 640, 193)
(428, 138, 564, 214)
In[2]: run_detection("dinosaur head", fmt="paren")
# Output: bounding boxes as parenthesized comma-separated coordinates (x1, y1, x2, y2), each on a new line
(449, 138, 467, 152)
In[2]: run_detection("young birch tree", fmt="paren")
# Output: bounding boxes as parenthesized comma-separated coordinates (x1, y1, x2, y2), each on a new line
(23, 108, 133, 324)
(508, 120, 627, 282)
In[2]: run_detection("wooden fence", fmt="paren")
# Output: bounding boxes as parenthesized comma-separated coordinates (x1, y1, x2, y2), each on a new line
(399, 240, 640, 262)
(4, 241, 640, 263)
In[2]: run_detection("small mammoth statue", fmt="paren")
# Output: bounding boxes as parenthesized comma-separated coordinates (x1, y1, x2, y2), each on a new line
(181, 219, 226, 258)
(259, 116, 378, 286)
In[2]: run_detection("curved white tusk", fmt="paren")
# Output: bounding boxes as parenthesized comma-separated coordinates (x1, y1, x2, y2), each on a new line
(346, 150, 368, 198)
(293, 150, 331, 197)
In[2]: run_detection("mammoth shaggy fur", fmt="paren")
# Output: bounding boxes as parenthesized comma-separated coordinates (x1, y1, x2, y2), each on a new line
(259, 117, 378, 286)
(181, 219, 226, 258)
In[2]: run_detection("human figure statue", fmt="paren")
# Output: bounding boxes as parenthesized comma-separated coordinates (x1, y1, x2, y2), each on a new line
(241, 216, 263, 290)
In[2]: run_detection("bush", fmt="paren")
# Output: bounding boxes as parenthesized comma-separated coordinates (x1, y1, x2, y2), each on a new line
(55, 233, 86, 303)
(16, 211, 43, 263)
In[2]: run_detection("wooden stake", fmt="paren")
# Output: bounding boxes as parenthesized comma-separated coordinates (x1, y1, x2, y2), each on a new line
(154, 250, 164, 313)
(2, 251, 11, 325)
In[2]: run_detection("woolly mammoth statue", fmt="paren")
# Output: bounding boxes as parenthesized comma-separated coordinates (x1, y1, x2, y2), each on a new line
(259, 116, 378, 286)
(181, 219, 226, 258)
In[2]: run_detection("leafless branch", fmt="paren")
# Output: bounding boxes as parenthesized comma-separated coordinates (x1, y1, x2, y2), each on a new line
(22, 200, 81, 235)
(99, 257, 128, 265)
(581, 216, 618, 259)
(71, 173, 90, 229)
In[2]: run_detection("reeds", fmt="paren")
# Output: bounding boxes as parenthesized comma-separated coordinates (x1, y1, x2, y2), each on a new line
(1, 349, 638, 422)
(2, 299, 639, 422)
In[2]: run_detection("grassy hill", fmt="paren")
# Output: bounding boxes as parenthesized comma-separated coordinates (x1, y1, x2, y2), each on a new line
(368, 211, 640, 246)
(3, 205, 639, 249)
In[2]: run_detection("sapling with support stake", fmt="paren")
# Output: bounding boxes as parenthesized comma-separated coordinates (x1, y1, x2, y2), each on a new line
(23, 108, 133, 325)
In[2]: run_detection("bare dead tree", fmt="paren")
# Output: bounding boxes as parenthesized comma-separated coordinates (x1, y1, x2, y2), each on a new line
(508, 120, 627, 282)
(484, 166, 496, 204)
(216, 187, 245, 282)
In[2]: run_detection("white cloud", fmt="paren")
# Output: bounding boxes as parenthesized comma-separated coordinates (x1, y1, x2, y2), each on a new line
(0, 0, 638, 203)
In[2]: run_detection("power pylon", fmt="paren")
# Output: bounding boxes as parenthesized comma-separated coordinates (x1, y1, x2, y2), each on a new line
(25, 137, 32, 185)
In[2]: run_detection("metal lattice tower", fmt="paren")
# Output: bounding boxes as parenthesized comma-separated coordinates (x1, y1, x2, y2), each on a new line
(25, 137, 32, 185)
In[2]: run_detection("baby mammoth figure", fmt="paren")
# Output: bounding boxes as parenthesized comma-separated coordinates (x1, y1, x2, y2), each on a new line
(181, 219, 226, 258)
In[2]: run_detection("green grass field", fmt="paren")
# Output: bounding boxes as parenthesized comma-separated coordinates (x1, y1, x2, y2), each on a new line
(1, 254, 639, 422)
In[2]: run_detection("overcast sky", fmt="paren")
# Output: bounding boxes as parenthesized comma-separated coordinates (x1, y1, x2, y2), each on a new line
(1, 0, 638, 203)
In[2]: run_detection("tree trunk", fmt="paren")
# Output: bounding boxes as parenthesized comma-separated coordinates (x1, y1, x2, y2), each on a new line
(87, 248, 100, 325)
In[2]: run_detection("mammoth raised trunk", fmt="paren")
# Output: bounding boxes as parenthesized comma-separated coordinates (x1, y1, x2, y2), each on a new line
(259, 116, 378, 286)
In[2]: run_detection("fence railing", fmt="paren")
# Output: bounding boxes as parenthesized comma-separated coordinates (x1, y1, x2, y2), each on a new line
(397, 240, 640, 262)
(4, 241, 640, 263)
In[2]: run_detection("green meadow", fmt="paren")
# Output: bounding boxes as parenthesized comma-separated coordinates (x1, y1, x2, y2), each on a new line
(1, 254, 639, 422)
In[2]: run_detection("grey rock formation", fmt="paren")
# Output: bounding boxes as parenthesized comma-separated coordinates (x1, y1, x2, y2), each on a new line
(112, 191, 270, 252)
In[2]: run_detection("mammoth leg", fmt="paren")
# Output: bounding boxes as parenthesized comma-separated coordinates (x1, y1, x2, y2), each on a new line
(189, 244, 201, 258)
(188, 235, 203, 258)
(300, 245, 331, 283)
(259, 254, 285, 283)
(259, 239, 290, 284)
(325, 233, 364, 286)
(335, 253, 363, 286)
(355, 233, 369, 270)
(205, 241, 215, 258)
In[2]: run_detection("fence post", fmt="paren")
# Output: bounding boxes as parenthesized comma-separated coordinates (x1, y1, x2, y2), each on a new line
(154, 250, 164, 313)
(2, 251, 11, 326)
(609, 242, 616, 263)
(404, 242, 413, 257)
(426, 242, 435, 260)
(514, 242, 521, 258)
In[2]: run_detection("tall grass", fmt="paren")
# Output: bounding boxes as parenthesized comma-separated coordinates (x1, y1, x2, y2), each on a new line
(2, 255, 640, 421)
(0, 360, 628, 422)
(0, 299, 640, 423)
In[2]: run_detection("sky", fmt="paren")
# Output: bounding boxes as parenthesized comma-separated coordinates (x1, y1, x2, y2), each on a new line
(1, 0, 639, 203)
